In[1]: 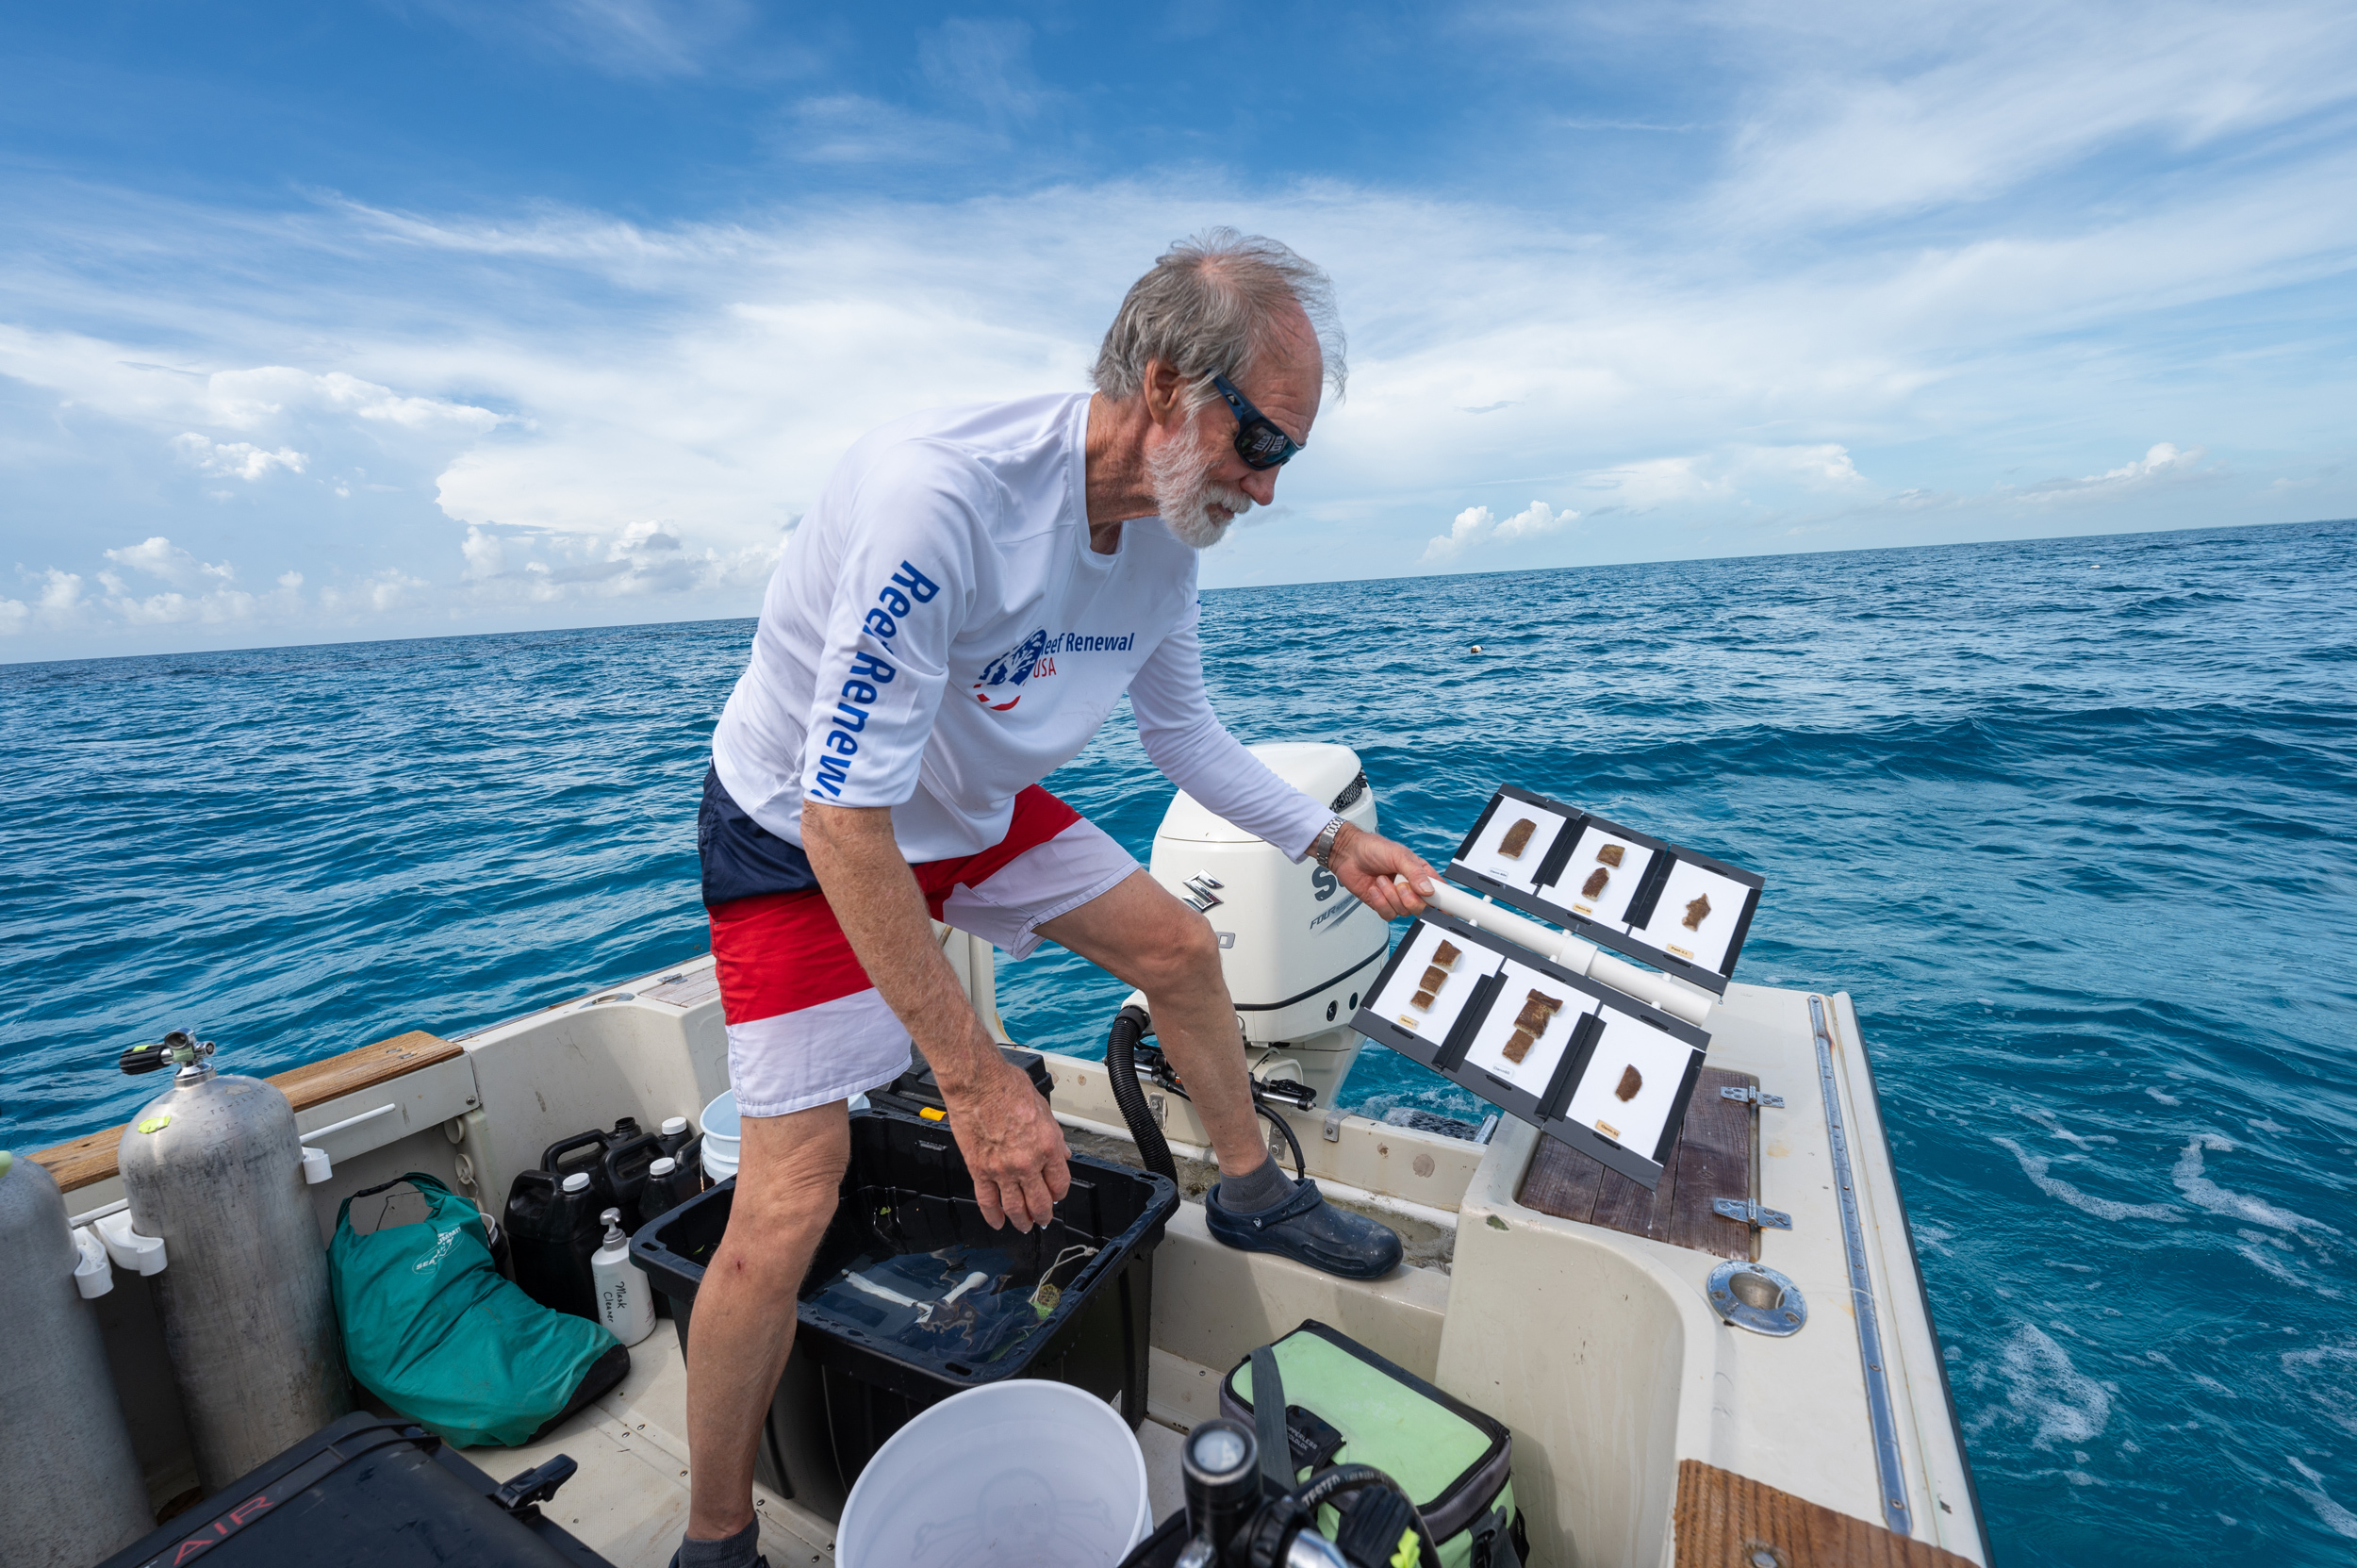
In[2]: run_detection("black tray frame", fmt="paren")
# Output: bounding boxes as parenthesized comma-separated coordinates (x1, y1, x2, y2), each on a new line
(1350, 907, 1709, 1189)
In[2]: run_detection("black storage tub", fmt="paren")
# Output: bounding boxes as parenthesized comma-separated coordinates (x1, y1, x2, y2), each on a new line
(632, 1107, 1177, 1499)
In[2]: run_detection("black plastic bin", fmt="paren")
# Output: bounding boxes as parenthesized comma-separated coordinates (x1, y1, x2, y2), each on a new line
(632, 1107, 1177, 1500)
(96, 1411, 613, 1568)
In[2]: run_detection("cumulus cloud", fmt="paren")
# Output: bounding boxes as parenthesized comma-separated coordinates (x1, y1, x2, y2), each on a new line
(170, 433, 306, 481)
(105, 536, 235, 587)
(1423, 500, 1576, 561)
(2019, 441, 2210, 501)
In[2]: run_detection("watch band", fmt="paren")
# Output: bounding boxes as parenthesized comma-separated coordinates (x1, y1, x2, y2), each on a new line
(1310, 816, 1345, 868)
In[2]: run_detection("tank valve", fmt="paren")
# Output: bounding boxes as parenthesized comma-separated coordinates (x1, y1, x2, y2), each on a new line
(120, 1031, 215, 1078)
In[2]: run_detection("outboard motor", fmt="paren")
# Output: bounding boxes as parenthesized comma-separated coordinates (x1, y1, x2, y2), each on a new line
(116, 1030, 350, 1490)
(1146, 742, 1386, 1110)
(0, 1149, 153, 1567)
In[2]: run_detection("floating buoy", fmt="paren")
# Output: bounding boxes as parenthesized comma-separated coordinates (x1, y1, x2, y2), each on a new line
(1470, 644, 1484, 654)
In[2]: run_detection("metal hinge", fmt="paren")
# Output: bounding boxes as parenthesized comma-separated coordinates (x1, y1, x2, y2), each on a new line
(1322, 1109, 1343, 1142)
(1182, 873, 1224, 912)
(1721, 1084, 1785, 1108)
(1713, 1197, 1792, 1230)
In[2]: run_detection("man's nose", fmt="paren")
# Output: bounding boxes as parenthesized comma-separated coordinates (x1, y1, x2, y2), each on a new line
(1241, 467, 1279, 506)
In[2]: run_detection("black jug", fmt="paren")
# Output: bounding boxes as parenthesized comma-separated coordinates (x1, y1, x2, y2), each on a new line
(539, 1118, 642, 1211)
(503, 1169, 605, 1320)
(637, 1155, 704, 1228)
(602, 1131, 667, 1232)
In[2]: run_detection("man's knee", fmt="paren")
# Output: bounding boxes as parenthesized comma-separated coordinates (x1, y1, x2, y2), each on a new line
(1134, 906, 1225, 996)
(723, 1110, 851, 1270)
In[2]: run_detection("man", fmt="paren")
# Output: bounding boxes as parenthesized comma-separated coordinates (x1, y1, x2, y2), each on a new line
(678, 230, 1438, 1568)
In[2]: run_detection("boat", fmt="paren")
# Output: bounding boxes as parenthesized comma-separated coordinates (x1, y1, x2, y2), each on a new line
(24, 744, 1989, 1567)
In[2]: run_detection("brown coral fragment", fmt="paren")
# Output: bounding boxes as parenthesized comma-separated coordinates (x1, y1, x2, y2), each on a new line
(1596, 843, 1624, 867)
(1410, 989, 1437, 1011)
(1502, 1030, 1537, 1064)
(1419, 965, 1449, 993)
(1513, 989, 1565, 1033)
(1498, 817, 1537, 858)
(1683, 894, 1713, 931)
(1580, 867, 1610, 900)
(1614, 1064, 1643, 1101)
(1432, 940, 1461, 968)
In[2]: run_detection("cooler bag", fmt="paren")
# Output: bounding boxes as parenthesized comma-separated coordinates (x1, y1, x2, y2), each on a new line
(1222, 1320, 1527, 1568)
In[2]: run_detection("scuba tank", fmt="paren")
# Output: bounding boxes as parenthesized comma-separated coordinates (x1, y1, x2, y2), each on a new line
(505, 1170, 605, 1320)
(590, 1207, 656, 1346)
(0, 1149, 154, 1568)
(115, 1031, 350, 1491)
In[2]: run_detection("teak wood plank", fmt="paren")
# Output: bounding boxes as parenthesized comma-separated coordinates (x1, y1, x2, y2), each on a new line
(27, 1030, 459, 1194)
(1674, 1459, 1977, 1567)
(1667, 1068, 1758, 1259)
(1518, 1131, 1607, 1222)
(1517, 1065, 1757, 1260)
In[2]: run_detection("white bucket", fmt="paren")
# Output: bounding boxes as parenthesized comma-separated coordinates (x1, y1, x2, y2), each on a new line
(700, 1090, 739, 1183)
(836, 1380, 1150, 1568)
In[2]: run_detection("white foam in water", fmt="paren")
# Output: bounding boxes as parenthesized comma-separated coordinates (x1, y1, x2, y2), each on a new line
(1981, 1325, 2113, 1451)
(2282, 1348, 2357, 1436)
(2286, 1458, 2357, 1541)
(1991, 1137, 2184, 1224)
(2171, 1135, 2340, 1237)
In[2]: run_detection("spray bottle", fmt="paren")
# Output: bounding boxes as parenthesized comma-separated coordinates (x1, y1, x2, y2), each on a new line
(591, 1206, 655, 1346)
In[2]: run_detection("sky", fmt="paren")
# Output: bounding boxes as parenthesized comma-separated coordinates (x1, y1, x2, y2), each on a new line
(3, 1, 2353, 661)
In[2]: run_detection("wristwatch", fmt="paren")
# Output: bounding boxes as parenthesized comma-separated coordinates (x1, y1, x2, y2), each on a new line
(1310, 816, 1346, 868)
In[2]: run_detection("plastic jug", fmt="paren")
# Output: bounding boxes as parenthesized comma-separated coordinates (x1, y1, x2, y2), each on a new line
(636, 1156, 702, 1229)
(538, 1119, 642, 1211)
(504, 1170, 605, 1321)
(591, 1208, 656, 1346)
(601, 1131, 666, 1231)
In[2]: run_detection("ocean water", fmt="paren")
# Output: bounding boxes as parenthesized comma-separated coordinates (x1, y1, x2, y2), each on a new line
(4, 518, 2353, 1563)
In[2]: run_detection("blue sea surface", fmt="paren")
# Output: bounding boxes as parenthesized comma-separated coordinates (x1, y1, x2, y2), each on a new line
(4, 519, 2354, 1563)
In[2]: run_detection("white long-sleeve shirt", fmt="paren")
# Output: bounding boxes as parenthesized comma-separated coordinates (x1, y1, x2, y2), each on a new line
(711, 393, 1330, 864)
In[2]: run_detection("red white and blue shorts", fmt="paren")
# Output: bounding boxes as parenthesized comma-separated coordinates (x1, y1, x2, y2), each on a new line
(700, 772, 1139, 1118)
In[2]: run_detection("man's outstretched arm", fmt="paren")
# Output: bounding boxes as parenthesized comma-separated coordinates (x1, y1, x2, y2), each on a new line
(800, 801, 1069, 1230)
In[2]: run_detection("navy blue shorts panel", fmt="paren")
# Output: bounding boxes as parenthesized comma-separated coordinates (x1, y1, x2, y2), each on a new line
(697, 767, 821, 908)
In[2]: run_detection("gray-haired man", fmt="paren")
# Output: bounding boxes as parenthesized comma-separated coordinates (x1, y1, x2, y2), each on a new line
(676, 231, 1438, 1567)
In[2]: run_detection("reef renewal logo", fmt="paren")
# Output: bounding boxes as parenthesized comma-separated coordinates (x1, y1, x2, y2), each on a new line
(973, 629, 1050, 711)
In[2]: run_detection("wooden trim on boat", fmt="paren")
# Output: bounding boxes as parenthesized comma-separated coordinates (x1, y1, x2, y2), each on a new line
(1517, 1065, 1760, 1258)
(25, 1030, 461, 1194)
(1674, 1459, 1976, 1566)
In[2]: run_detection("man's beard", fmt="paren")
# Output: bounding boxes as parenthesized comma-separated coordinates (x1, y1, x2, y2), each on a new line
(1148, 435, 1255, 550)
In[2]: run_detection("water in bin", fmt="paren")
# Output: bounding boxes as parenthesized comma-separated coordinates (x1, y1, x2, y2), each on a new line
(806, 1193, 1102, 1369)
(835, 1379, 1149, 1568)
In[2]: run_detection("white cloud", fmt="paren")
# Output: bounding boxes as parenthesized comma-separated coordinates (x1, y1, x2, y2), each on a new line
(1423, 500, 1576, 562)
(104, 536, 235, 587)
(170, 433, 306, 480)
(2018, 440, 2212, 502)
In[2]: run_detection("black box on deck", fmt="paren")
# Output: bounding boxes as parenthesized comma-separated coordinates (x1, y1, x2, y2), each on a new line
(631, 1107, 1177, 1505)
(96, 1411, 612, 1568)
(867, 1044, 1054, 1120)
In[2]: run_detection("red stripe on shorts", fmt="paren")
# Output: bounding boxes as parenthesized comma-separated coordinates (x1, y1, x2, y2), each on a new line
(708, 784, 1083, 1026)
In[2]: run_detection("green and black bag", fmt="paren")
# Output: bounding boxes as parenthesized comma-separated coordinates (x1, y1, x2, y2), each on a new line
(1222, 1320, 1527, 1568)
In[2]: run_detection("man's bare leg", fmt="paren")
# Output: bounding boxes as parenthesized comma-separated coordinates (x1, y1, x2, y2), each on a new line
(1036, 869, 1279, 1179)
(682, 1101, 850, 1543)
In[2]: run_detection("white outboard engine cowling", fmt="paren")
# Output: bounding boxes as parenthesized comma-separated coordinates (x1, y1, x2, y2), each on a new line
(1146, 742, 1388, 1109)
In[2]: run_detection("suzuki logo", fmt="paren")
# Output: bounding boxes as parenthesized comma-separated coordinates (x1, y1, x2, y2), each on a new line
(1182, 872, 1224, 913)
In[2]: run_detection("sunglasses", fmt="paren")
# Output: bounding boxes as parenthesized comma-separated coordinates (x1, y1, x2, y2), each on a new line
(1211, 373, 1304, 470)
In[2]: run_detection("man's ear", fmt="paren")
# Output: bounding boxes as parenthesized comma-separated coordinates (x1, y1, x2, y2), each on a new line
(1142, 358, 1187, 428)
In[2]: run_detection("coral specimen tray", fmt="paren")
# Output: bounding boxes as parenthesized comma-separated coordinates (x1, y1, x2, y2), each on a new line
(1351, 907, 1711, 1189)
(1448, 784, 1765, 996)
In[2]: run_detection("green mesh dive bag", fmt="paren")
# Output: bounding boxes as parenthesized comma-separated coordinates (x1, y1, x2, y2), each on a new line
(1222, 1320, 1527, 1568)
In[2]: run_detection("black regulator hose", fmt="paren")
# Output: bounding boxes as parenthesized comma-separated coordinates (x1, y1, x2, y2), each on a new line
(1294, 1464, 1442, 1568)
(1105, 1004, 1178, 1181)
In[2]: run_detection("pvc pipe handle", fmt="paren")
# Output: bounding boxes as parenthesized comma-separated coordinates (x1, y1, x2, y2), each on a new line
(1406, 878, 1713, 1026)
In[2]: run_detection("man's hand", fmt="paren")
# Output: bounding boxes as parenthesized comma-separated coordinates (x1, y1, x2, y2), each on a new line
(1327, 822, 1438, 919)
(935, 1052, 1072, 1232)
(803, 801, 1071, 1230)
